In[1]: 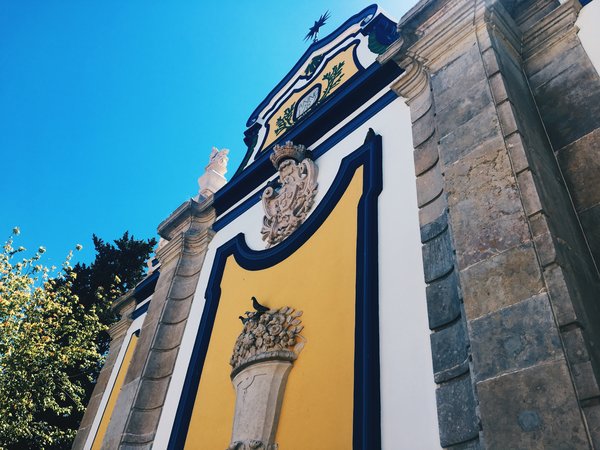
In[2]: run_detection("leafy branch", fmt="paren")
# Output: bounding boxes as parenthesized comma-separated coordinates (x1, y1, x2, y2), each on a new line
(321, 61, 345, 100)
(274, 102, 296, 136)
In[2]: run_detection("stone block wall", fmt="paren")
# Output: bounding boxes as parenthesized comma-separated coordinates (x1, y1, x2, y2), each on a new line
(386, 0, 600, 447)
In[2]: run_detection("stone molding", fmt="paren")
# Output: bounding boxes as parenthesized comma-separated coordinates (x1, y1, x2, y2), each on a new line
(522, 0, 582, 60)
(99, 196, 217, 449)
(388, 55, 430, 105)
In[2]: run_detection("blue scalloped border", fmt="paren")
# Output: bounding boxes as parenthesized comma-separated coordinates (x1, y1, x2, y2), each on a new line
(168, 133, 382, 449)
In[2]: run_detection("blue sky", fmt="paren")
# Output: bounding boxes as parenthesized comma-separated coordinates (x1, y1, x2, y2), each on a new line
(1, 0, 413, 267)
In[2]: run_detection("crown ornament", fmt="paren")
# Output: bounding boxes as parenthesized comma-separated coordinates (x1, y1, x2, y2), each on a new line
(270, 141, 308, 168)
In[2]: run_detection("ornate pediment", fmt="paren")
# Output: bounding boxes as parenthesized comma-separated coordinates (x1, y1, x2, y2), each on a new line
(235, 6, 399, 171)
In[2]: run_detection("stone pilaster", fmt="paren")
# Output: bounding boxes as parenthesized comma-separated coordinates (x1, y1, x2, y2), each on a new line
(101, 198, 215, 449)
(381, 46, 481, 448)
(385, 0, 600, 447)
(72, 292, 136, 450)
(521, 0, 600, 270)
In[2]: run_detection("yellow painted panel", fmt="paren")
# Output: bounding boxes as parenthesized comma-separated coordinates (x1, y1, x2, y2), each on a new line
(185, 167, 363, 449)
(92, 332, 138, 450)
(260, 43, 360, 152)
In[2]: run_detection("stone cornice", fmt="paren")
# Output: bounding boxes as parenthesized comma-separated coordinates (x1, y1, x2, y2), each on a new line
(389, 55, 430, 102)
(404, 0, 483, 71)
(156, 228, 215, 267)
(111, 289, 136, 314)
(386, 0, 525, 76)
(522, 0, 582, 60)
(157, 196, 215, 241)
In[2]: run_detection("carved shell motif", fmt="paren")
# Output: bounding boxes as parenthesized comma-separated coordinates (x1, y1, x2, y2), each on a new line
(260, 157, 318, 248)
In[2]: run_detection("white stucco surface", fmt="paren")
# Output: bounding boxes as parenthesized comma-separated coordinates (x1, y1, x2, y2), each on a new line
(577, 0, 600, 73)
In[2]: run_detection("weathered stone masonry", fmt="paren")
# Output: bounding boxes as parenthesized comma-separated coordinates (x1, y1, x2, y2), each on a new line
(382, 0, 600, 447)
(94, 199, 215, 450)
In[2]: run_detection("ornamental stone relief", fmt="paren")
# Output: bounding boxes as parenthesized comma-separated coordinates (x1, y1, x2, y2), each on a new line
(227, 297, 305, 450)
(261, 141, 318, 248)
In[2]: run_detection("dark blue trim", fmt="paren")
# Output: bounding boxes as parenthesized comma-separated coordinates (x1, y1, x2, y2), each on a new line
(223, 59, 401, 200)
(251, 57, 400, 162)
(134, 269, 159, 304)
(214, 89, 397, 225)
(261, 39, 362, 124)
(131, 300, 150, 320)
(246, 5, 379, 127)
(168, 134, 382, 450)
(213, 189, 263, 232)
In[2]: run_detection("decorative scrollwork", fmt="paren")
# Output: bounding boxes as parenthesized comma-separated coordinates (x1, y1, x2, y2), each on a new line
(261, 142, 318, 248)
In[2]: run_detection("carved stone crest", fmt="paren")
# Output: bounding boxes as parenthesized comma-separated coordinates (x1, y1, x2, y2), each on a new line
(261, 141, 318, 248)
(227, 301, 305, 450)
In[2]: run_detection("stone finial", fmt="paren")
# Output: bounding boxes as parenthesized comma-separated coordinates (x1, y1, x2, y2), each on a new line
(197, 147, 229, 197)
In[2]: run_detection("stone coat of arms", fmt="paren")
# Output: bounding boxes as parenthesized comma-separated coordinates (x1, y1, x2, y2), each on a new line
(261, 142, 318, 248)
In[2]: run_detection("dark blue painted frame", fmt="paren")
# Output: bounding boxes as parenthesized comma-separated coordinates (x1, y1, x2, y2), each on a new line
(213, 90, 396, 231)
(168, 133, 383, 450)
(246, 5, 379, 127)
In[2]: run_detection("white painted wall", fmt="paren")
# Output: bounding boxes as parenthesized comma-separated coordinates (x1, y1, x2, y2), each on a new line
(154, 85, 441, 449)
(577, 0, 600, 73)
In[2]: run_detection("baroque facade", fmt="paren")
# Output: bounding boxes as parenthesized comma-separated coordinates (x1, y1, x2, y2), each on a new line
(75, 0, 600, 448)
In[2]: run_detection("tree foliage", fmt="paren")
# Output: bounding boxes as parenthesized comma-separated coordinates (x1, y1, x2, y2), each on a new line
(0, 230, 157, 449)
(71, 232, 157, 352)
(0, 229, 105, 449)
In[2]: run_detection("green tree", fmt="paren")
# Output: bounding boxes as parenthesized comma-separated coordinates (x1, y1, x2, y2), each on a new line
(71, 231, 157, 352)
(0, 229, 105, 449)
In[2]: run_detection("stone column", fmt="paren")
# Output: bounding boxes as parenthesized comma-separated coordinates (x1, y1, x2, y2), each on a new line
(72, 293, 136, 449)
(383, 0, 600, 447)
(101, 198, 215, 449)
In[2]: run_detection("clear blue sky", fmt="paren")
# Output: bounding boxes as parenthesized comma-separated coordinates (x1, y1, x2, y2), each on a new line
(1, 0, 412, 267)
